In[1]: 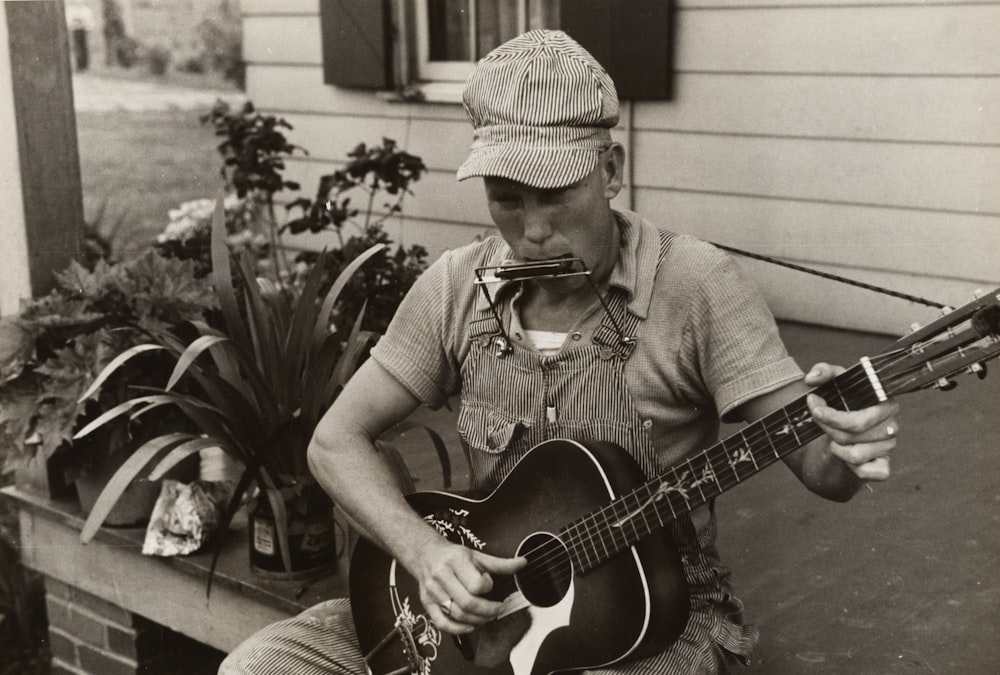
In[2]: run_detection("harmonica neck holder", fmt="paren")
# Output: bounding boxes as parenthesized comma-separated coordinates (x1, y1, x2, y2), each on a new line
(472, 258, 632, 355)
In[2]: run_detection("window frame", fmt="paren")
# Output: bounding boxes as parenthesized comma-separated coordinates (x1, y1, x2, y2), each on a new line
(411, 0, 536, 102)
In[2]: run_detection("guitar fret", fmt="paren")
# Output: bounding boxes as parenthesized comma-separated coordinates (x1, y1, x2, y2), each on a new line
(723, 438, 743, 484)
(723, 433, 759, 485)
(739, 428, 760, 471)
(705, 443, 723, 488)
(572, 521, 595, 571)
(604, 502, 630, 552)
(685, 457, 711, 502)
(637, 493, 655, 535)
(756, 422, 774, 467)
(778, 406, 804, 448)
(593, 509, 613, 563)
(562, 525, 582, 571)
(831, 378, 851, 411)
(589, 512, 610, 561)
(658, 480, 679, 521)
(623, 491, 647, 543)
(668, 466, 693, 510)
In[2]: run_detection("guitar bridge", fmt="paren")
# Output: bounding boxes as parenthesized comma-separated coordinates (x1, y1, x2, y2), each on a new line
(363, 616, 425, 675)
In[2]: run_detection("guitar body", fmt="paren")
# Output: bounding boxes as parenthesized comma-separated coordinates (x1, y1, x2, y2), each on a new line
(350, 439, 690, 675)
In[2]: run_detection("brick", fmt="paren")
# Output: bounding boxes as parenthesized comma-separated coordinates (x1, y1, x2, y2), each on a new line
(69, 586, 135, 627)
(45, 577, 74, 600)
(107, 623, 168, 662)
(50, 657, 86, 675)
(64, 606, 109, 648)
(106, 624, 140, 660)
(45, 594, 71, 629)
(78, 644, 139, 675)
(48, 626, 81, 665)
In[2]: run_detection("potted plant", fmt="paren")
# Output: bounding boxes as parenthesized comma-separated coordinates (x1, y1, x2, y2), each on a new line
(73, 199, 446, 579)
(0, 250, 217, 521)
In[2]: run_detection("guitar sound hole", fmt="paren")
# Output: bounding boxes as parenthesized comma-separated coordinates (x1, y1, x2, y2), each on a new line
(515, 532, 573, 608)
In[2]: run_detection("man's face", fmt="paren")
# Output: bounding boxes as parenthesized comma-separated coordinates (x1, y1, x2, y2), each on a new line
(482, 148, 623, 291)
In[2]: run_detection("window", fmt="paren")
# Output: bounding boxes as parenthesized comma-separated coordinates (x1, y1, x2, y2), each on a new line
(416, 0, 561, 89)
(320, 0, 675, 101)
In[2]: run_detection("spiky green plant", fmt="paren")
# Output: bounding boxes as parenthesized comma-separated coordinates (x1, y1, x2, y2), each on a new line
(72, 194, 441, 574)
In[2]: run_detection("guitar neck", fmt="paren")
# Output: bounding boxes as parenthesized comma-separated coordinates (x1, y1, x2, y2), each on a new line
(562, 361, 885, 574)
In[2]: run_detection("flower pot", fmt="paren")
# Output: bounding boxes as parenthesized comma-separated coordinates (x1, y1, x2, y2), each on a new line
(248, 480, 338, 580)
(75, 469, 161, 527)
(15, 443, 76, 501)
(74, 445, 200, 528)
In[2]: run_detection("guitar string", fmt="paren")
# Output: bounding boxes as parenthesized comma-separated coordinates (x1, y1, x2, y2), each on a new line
(536, 337, 988, 592)
(509, 343, 947, 595)
(510, 362, 885, 593)
(490, 326, 987, 600)
(487, 281, 990, 587)
(514, 301, 973, 578)
(491, 311, 993, 605)
(505, 312, 996, 595)
(512, 364, 880, 588)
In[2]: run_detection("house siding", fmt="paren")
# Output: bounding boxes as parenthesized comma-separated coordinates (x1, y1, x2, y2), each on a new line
(242, 1, 1000, 335)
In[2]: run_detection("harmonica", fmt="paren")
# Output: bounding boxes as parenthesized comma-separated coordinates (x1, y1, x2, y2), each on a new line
(474, 258, 589, 284)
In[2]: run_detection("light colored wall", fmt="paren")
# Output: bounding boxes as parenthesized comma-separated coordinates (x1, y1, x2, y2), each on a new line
(0, 8, 33, 318)
(242, 0, 1000, 335)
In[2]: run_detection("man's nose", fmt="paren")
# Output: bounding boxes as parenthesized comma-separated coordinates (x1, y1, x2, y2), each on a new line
(521, 211, 553, 244)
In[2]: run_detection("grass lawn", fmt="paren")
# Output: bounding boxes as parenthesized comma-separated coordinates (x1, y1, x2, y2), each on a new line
(76, 108, 225, 255)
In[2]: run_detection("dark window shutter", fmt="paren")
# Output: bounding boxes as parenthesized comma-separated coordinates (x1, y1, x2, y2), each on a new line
(559, 0, 675, 100)
(319, 0, 391, 89)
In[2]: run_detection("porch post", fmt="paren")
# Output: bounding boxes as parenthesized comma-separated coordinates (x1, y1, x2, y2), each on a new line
(0, 0, 84, 317)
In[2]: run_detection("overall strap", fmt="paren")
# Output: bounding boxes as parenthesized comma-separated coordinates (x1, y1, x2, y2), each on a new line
(468, 238, 513, 343)
(592, 227, 675, 360)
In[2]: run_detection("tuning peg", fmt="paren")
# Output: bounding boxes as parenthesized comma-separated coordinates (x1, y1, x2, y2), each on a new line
(968, 362, 988, 380)
(935, 377, 958, 391)
(908, 322, 922, 334)
(939, 305, 955, 316)
(971, 289, 985, 300)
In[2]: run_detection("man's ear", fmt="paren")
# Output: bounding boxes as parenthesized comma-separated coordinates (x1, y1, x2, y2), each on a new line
(601, 143, 626, 199)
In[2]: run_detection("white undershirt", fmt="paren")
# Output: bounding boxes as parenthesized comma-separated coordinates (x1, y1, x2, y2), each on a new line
(523, 329, 568, 356)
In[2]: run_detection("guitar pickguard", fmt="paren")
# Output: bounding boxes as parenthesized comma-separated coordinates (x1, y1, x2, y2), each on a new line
(508, 583, 574, 675)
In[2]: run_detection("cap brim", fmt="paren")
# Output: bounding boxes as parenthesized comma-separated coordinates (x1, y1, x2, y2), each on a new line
(457, 145, 600, 190)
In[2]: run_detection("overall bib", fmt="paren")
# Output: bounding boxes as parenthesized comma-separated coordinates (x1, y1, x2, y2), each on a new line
(456, 242, 755, 674)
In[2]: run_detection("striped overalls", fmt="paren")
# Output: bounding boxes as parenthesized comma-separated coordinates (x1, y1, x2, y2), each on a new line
(456, 240, 754, 674)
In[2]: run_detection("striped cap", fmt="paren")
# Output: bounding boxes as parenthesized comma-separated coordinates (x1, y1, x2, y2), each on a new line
(457, 30, 619, 189)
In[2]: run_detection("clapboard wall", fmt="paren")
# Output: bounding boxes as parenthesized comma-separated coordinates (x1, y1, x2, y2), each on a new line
(242, 0, 1000, 335)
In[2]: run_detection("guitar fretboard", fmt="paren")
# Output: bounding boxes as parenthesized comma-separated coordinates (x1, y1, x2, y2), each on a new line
(559, 362, 884, 574)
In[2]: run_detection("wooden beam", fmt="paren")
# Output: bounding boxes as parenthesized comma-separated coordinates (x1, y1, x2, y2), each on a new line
(5, 0, 83, 300)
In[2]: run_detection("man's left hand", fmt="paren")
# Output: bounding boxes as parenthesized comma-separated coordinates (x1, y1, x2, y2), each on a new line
(804, 362, 900, 482)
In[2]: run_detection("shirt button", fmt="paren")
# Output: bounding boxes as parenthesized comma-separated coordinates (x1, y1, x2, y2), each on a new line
(571, 332, 582, 341)
(642, 419, 653, 429)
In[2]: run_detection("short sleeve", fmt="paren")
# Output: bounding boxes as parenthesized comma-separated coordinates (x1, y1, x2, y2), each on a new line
(369, 251, 462, 407)
(679, 250, 802, 422)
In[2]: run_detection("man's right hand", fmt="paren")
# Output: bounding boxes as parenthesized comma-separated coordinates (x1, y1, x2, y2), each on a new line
(412, 538, 526, 634)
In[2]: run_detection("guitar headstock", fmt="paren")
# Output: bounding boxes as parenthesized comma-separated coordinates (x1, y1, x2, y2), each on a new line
(870, 288, 1000, 398)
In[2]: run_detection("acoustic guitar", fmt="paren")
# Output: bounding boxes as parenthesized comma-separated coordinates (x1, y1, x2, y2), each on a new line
(350, 288, 1000, 675)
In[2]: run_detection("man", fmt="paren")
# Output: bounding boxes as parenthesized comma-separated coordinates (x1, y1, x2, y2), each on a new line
(222, 29, 898, 674)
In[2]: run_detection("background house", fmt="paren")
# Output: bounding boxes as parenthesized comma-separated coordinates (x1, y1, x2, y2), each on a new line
(241, 0, 999, 336)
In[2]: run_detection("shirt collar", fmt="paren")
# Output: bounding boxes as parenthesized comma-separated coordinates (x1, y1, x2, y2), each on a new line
(607, 209, 657, 319)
